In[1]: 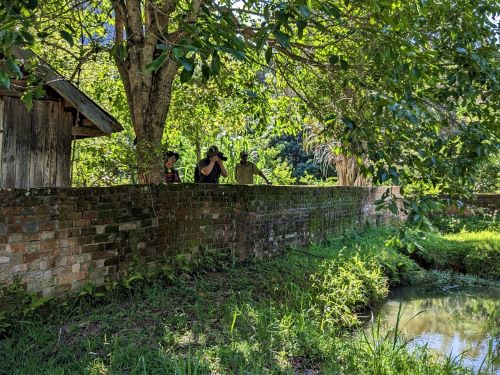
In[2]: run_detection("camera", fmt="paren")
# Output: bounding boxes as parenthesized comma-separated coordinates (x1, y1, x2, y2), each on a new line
(217, 152, 228, 161)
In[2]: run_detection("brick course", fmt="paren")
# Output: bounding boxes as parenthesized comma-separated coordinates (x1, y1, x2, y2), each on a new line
(1, 184, 402, 296)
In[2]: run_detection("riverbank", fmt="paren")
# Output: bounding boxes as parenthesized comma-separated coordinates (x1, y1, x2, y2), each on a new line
(1, 225, 498, 374)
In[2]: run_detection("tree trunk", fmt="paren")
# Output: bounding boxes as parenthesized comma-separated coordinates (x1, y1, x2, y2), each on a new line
(112, 0, 199, 183)
(335, 154, 368, 186)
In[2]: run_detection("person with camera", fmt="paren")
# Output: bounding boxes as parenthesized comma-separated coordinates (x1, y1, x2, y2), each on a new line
(197, 145, 228, 183)
(164, 151, 181, 183)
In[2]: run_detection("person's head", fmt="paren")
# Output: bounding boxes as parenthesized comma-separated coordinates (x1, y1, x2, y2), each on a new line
(240, 151, 249, 164)
(206, 145, 220, 159)
(164, 151, 179, 168)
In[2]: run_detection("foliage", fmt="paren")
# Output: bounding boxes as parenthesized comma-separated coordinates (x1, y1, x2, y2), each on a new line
(9, 0, 497, 195)
(400, 230, 500, 280)
(0, 0, 37, 88)
(429, 212, 499, 234)
(3, 225, 498, 373)
(269, 134, 334, 182)
(474, 151, 500, 193)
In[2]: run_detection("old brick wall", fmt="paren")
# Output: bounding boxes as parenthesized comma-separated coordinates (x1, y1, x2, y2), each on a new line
(445, 193, 500, 216)
(0, 184, 398, 296)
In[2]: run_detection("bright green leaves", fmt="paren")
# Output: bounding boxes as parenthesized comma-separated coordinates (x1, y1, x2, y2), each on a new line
(0, 71, 10, 89)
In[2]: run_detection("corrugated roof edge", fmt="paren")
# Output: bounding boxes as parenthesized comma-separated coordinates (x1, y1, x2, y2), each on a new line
(12, 46, 123, 135)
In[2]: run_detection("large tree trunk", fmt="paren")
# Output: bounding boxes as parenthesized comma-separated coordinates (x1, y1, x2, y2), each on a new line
(335, 154, 368, 186)
(112, 0, 202, 183)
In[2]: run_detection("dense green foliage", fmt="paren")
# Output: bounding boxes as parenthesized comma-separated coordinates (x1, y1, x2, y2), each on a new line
(1, 226, 498, 374)
(405, 230, 500, 280)
(474, 152, 500, 193)
(2, 1, 499, 204)
(429, 212, 499, 234)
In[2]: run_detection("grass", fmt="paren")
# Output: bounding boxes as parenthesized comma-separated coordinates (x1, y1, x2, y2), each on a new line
(0, 226, 497, 374)
(408, 230, 500, 280)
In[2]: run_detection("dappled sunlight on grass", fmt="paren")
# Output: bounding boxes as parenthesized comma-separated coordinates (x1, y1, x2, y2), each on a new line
(1, 226, 498, 374)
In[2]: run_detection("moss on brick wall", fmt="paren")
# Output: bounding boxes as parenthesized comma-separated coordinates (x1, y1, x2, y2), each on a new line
(0, 184, 400, 297)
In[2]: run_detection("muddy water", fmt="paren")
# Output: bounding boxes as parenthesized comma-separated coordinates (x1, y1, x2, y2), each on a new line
(375, 286, 499, 373)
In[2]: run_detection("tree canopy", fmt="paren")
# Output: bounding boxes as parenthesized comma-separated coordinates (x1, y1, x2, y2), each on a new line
(1, 0, 499, 224)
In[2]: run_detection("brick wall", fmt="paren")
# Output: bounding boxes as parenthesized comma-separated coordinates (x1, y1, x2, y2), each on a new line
(471, 193, 499, 213)
(445, 193, 500, 215)
(0, 184, 398, 296)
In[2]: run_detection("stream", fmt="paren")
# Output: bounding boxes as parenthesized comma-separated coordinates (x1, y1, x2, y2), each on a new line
(373, 286, 500, 373)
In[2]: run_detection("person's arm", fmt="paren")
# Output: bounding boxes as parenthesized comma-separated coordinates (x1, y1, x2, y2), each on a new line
(218, 159, 228, 178)
(200, 157, 217, 176)
(255, 164, 271, 184)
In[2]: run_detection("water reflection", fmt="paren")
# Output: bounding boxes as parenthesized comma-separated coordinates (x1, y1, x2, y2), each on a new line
(375, 287, 499, 373)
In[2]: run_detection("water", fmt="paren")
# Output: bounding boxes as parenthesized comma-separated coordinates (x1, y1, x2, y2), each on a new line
(374, 286, 500, 373)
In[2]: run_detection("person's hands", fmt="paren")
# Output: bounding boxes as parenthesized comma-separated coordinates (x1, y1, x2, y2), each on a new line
(210, 155, 219, 163)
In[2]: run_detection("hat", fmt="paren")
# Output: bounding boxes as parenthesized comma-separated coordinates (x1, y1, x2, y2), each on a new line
(240, 151, 249, 156)
(207, 145, 219, 156)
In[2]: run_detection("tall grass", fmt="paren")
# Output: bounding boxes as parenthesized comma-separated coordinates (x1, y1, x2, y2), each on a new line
(0, 226, 497, 374)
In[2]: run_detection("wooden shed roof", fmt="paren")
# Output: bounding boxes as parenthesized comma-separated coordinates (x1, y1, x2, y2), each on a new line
(10, 47, 123, 138)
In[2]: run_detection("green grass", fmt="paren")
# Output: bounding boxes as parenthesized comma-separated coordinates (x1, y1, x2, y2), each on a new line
(409, 230, 500, 280)
(0, 226, 496, 374)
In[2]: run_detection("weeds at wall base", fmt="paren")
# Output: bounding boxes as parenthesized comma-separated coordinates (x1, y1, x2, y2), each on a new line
(1, 224, 498, 374)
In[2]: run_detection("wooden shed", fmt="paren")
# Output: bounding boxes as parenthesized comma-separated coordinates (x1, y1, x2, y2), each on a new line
(0, 48, 123, 189)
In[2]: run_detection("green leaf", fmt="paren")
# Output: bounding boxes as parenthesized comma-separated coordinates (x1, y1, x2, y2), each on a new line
(265, 47, 273, 64)
(388, 201, 398, 215)
(329, 55, 339, 65)
(273, 30, 291, 49)
(19, 30, 34, 44)
(115, 44, 127, 61)
(180, 68, 194, 83)
(37, 31, 50, 39)
(341, 116, 355, 129)
(201, 64, 210, 81)
(173, 48, 184, 58)
(59, 30, 74, 47)
(144, 52, 168, 73)
(255, 31, 268, 52)
(322, 4, 341, 19)
(179, 57, 194, 72)
(21, 91, 33, 111)
(298, 5, 310, 19)
(296, 20, 307, 39)
(33, 84, 45, 98)
(5, 59, 22, 79)
(0, 71, 10, 89)
(211, 52, 221, 75)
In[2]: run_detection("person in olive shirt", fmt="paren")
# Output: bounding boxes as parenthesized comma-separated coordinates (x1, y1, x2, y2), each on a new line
(235, 151, 271, 185)
(198, 145, 228, 183)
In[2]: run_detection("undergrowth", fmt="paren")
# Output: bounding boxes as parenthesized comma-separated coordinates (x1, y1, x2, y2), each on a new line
(0, 226, 497, 374)
(402, 230, 500, 280)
